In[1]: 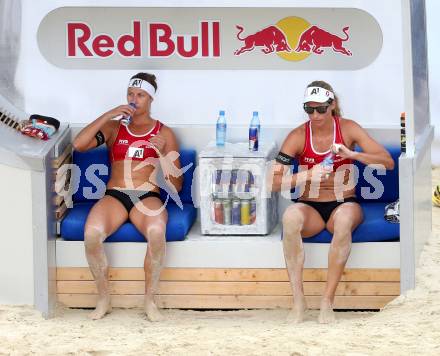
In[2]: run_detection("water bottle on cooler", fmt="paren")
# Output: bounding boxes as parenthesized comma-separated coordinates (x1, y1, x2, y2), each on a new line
(216, 110, 226, 146)
(121, 102, 137, 125)
(249, 111, 260, 151)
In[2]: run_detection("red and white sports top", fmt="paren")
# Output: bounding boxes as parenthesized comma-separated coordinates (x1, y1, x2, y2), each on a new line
(298, 116, 352, 170)
(110, 120, 163, 162)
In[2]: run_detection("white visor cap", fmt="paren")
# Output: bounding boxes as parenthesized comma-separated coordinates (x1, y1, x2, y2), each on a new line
(128, 78, 156, 99)
(303, 86, 335, 103)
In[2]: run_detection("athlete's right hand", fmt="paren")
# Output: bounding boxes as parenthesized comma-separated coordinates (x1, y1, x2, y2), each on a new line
(104, 105, 136, 120)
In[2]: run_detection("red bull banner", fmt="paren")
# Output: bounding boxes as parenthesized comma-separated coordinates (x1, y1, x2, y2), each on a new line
(37, 7, 383, 70)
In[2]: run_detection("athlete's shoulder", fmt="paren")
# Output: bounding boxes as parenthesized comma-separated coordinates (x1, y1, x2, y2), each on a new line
(339, 117, 364, 132)
(286, 122, 306, 141)
(156, 121, 172, 134)
(339, 117, 368, 144)
(339, 117, 360, 128)
(156, 121, 178, 141)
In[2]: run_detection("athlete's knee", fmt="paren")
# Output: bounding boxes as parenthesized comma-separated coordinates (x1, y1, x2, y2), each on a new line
(282, 205, 304, 232)
(331, 216, 352, 258)
(84, 226, 107, 252)
(333, 221, 352, 236)
(145, 223, 166, 244)
(332, 210, 356, 234)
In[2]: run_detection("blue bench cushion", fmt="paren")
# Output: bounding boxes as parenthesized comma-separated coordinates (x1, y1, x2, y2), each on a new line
(72, 146, 110, 203)
(61, 202, 197, 242)
(301, 202, 399, 243)
(63, 146, 197, 242)
(355, 146, 400, 202)
(72, 146, 196, 205)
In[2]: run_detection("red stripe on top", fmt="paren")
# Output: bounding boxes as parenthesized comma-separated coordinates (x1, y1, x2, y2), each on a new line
(110, 120, 163, 162)
(298, 116, 352, 170)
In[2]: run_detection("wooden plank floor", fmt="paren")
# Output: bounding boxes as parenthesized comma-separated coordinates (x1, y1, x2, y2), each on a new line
(57, 268, 400, 310)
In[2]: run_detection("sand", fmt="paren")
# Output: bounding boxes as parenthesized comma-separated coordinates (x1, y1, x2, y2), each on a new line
(1, 168, 440, 356)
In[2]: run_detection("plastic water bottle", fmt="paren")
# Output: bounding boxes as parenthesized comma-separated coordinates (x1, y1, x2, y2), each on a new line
(121, 102, 137, 125)
(249, 111, 260, 151)
(216, 110, 226, 146)
(321, 152, 335, 178)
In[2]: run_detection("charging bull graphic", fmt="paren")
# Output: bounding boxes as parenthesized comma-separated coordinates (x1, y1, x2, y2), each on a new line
(234, 25, 291, 56)
(295, 25, 352, 56)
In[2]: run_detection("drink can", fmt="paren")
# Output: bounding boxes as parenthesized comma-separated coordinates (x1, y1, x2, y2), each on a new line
(214, 199, 224, 224)
(240, 199, 251, 225)
(121, 102, 137, 125)
(250, 199, 257, 224)
(249, 126, 258, 151)
(230, 169, 237, 194)
(232, 199, 241, 225)
(223, 199, 232, 225)
(237, 170, 251, 193)
(249, 172, 255, 185)
(213, 170, 222, 197)
(220, 170, 231, 197)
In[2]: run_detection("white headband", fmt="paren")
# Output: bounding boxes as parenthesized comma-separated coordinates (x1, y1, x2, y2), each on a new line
(128, 78, 156, 99)
(303, 86, 334, 103)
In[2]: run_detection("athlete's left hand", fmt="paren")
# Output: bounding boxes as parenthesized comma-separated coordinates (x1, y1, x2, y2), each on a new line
(149, 134, 166, 154)
(331, 143, 355, 160)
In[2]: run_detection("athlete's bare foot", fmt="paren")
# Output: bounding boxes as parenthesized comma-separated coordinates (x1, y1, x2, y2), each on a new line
(88, 296, 112, 320)
(287, 295, 308, 323)
(145, 299, 164, 322)
(318, 298, 336, 324)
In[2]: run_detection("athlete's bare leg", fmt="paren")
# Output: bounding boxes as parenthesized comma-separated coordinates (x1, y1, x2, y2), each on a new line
(320, 202, 363, 324)
(130, 196, 168, 322)
(84, 195, 128, 320)
(282, 203, 326, 323)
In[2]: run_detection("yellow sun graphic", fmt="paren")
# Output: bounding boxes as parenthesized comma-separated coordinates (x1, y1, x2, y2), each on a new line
(276, 16, 311, 61)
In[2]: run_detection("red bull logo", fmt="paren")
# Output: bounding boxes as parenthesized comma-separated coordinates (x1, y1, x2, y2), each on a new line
(39, 7, 383, 70)
(234, 16, 353, 61)
(234, 25, 291, 56)
(295, 26, 352, 56)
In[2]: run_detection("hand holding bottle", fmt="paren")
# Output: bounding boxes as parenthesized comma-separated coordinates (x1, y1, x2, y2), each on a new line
(331, 143, 354, 159)
(121, 102, 137, 125)
(104, 104, 136, 122)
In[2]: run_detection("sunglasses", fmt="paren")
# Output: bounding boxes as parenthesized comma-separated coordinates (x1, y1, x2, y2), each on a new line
(303, 104, 330, 114)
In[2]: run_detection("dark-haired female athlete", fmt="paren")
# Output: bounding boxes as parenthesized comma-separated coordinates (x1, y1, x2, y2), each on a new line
(73, 73, 182, 321)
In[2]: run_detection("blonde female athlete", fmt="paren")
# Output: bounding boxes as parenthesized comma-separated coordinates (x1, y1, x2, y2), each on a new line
(271, 81, 394, 323)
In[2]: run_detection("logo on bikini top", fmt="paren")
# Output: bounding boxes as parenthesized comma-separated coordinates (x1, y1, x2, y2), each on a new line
(128, 146, 144, 159)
